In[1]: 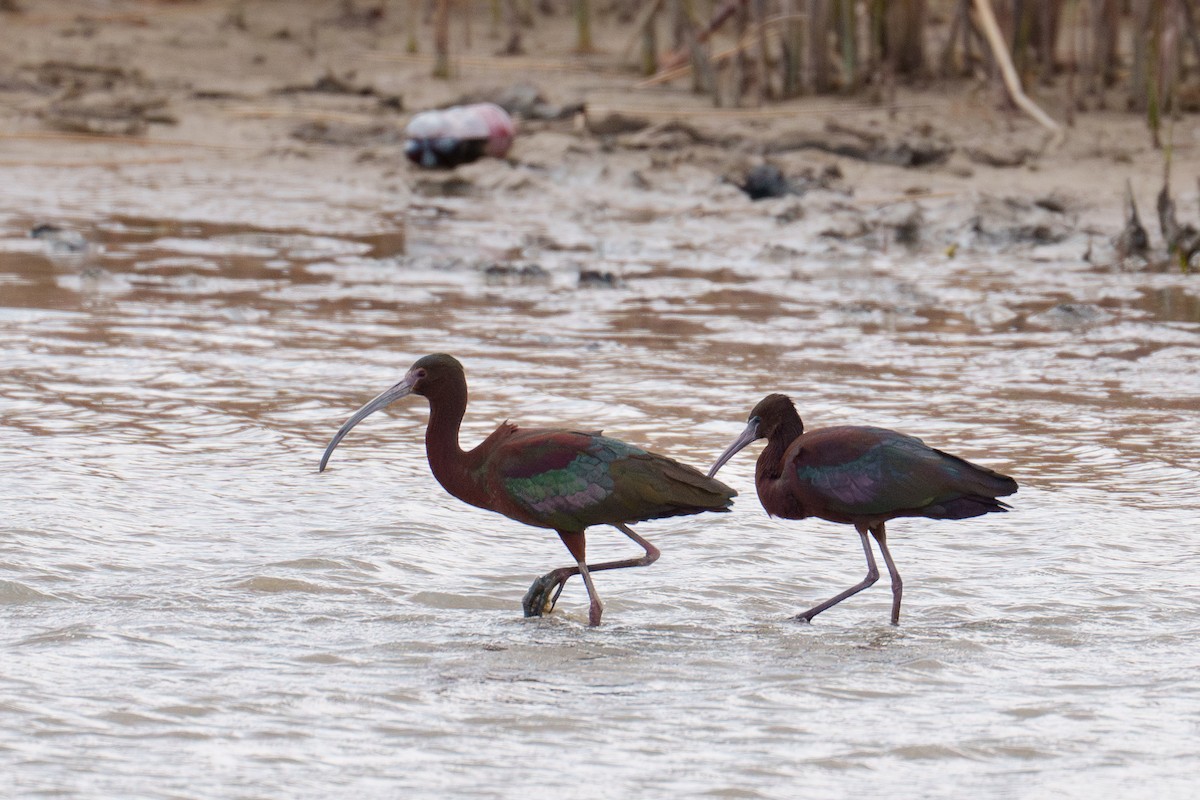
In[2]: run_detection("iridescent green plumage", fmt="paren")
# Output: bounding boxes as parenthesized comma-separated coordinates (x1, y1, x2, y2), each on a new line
(487, 429, 734, 532)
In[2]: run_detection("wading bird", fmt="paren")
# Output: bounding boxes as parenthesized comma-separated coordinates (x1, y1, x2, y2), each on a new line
(320, 354, 736, 626)
(709, 394, 1017, 625)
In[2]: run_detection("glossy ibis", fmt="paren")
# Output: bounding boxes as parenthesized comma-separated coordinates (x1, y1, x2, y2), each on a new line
(708, 394, 1017, 625)
(319, 354, 736, 626)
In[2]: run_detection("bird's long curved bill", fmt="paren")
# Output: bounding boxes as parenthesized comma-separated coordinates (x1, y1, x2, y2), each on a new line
(318, 376, 416, 472)
(707, 419, 761, 478)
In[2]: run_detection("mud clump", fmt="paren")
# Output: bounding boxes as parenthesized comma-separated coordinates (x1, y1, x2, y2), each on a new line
(21, 60, 173, 136)
(886, 204, 924, 247)
(1113, 181, 1150, 261)
(455, 83, 583, 122)
(277, 70, 375, 97)
(30, 223, 89, 254)
(817, 204, 872, 242)
(275, 70, 403, 110)
(768, 120, 953, 168)
(587, 111, 651, 137)
(411, 173, 477, 197)
(579, 269, 620, 288)
(1157, 183, 1200, 269)
(29, 61, 143, 94)
(967, 195, 1071, 246)
(964, 145, 1037, 168)
(41, 95, 174, 136)
(328, 1, 386, 28)
(616, 120, 736, 150)
(290, 120, 402, 147)
(484, 262, 549, 284)
(1026, 303, 1112, 330)
(758, 243, 803, 262)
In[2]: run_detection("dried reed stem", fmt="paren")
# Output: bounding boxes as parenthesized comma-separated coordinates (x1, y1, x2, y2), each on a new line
(973, 0, 1064, 144)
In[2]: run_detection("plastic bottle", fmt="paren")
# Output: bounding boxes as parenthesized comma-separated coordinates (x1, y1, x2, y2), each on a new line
(404, 102, 516, 169)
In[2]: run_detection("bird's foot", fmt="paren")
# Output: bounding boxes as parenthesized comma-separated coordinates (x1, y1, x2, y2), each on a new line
(521, 572, 566, 618)
(791, 613, 815, 624)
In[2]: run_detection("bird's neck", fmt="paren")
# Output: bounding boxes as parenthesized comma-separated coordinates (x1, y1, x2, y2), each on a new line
(756, 431, 807, 520)
(423, 383, 488, 509)
(757, 416, 803, 481)
(755, 411, 806, 518)
(756, 437, 791, 483)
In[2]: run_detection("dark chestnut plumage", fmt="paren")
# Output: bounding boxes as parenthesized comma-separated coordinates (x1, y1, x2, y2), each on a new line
(709, 394, 1017, 624)
(320, 354, 736, 626)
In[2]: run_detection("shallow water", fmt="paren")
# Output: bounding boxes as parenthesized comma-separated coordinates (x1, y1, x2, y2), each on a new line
(3, 172, 1200, 799)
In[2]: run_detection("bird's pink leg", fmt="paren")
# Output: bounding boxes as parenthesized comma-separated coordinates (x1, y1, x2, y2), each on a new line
(870, 523, 903, 625)
(793, 524, 879, 623)
(575, 560, 604, 627)
(522, 523, 661, 620)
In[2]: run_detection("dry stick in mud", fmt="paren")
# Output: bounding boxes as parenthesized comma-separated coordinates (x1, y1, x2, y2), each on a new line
(972, 0, 1064, 146)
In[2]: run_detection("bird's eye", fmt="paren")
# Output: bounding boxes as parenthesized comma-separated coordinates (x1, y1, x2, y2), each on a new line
(415, 369, 428, 380)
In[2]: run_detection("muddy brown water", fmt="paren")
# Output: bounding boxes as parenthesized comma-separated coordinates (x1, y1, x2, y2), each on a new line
(2, 162, 1199, 799)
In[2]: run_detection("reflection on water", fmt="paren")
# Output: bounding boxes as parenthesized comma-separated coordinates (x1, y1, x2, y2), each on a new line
(2, 188, 1199, 798)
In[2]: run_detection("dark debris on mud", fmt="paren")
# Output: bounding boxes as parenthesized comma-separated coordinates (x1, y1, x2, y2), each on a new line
(733, 162, 845, 200)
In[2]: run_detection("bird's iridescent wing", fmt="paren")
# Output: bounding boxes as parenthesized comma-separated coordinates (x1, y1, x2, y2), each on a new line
(488, 430, 733, 530)
(791, 426, 1015, 519)
(496, 432, 634, 520)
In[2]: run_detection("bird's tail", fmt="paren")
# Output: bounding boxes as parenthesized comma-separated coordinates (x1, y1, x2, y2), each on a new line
(934, 449, 1019, 497)
(631, 455, 737, 519)
(931, 494, 1013, 520)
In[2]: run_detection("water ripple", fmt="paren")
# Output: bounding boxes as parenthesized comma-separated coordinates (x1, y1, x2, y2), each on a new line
(2, 197, 1198, 800)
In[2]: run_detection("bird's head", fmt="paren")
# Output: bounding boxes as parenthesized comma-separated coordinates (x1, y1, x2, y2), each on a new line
(748, 394, 800, 440)
(406, 353, 465, 397)
(707, 394, 801, 478)
(318, 353, 466, 472)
